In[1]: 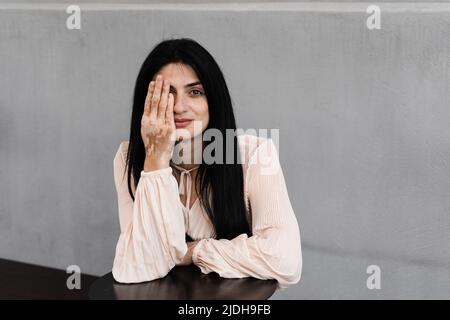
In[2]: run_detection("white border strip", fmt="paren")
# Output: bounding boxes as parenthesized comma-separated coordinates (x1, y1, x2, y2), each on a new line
(0, 2, 450, 12)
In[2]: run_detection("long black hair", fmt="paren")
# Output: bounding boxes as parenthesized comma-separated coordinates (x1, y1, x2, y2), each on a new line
(125, 38, 251, 240)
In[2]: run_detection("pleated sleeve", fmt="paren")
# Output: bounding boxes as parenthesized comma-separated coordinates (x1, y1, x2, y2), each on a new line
(192, 138, 302, 288)
(111, 142, 188, 283)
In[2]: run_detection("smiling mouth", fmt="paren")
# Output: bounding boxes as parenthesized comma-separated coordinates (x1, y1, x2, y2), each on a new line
(175, 120, 192, 128)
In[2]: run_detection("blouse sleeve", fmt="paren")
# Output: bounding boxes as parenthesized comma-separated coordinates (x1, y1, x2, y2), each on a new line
(111, 143, 188, 283)
(192, 138, 302, 288)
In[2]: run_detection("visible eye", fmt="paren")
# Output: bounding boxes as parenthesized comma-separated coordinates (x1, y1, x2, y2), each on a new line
(190, 89, 204, 96)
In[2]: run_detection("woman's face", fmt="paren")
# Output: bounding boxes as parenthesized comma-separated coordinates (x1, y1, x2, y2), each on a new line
(153, 63, 209, 142)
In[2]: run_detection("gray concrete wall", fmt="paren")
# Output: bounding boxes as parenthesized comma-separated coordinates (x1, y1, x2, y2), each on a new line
(1, 2, 449, 299)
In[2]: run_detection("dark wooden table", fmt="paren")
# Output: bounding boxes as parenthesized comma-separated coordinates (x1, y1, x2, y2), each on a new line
(89, 264, 278, 300)
(0, 258, 98, 299)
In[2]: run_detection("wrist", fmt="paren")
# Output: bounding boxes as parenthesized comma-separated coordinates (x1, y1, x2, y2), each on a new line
(191, 240, 203, 264)
(144, 157, 169, 172)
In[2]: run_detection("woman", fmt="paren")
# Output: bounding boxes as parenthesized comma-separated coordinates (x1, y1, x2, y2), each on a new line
(112, 38, 302, 288)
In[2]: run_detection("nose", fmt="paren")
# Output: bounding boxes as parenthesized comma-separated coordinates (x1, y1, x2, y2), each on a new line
(173, 94, 186, 114)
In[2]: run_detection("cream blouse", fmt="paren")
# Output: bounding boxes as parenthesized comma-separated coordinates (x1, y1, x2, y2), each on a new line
(111, 134, 302, 288)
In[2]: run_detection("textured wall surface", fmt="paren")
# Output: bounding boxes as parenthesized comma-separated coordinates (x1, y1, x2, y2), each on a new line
(1, 2, 449, 299)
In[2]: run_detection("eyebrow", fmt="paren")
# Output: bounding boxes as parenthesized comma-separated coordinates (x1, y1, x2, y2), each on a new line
(185, 81, 202, 87)
(169, 81, 203, 90)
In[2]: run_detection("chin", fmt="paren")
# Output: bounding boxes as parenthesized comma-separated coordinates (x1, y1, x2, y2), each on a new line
(176, 124, 204, 141)
(175, 128, 194, 141)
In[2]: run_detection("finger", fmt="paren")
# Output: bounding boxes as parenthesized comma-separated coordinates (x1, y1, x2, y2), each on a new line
(158, 79, 169, 121)
(166, 92, 175, 128)
(144, 81, 155, 116)
(150, 75, 162, 120)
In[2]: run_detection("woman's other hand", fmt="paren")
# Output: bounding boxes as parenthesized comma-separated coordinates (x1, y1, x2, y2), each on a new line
(176, 240, 201, 266)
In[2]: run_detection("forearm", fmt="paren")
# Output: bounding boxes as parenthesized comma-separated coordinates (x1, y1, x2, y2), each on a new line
(113, 167, 187, 283)
(192, 230, 301, 288)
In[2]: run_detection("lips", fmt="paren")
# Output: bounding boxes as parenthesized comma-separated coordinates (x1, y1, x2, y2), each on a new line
(174, 119, 192, 128)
